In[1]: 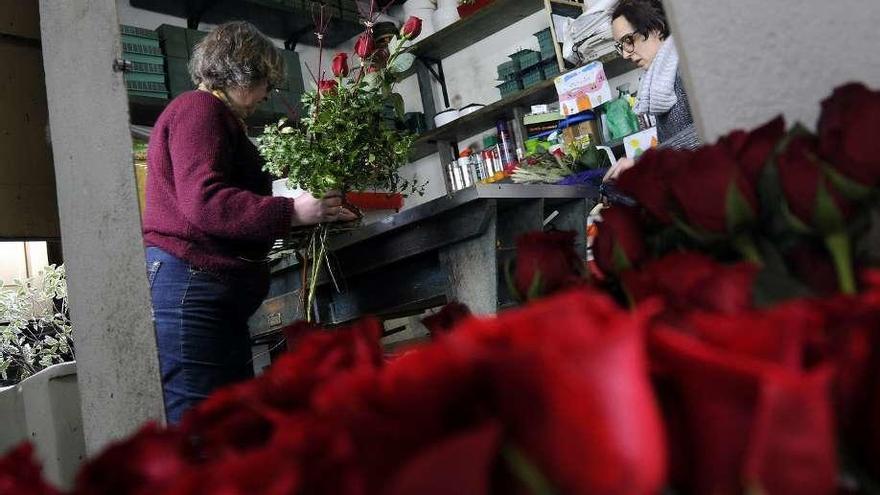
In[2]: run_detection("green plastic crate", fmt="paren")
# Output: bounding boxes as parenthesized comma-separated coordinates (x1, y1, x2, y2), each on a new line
(121, 25, 159, 40)
(125, 72, 166, 85)
(497, 78, 524, 98)
(122, 40, 163, 57)
(542, 58, 561, 79)
(157, 24, 189, 59)
(510, 49, 541, 69)
(165, 56, 194, 97)
(521, 66, 544, 88)
(126, 79, 169, 99)
(496, 60, 520, 81)
(534, 28, 555, 60)
(130, 61, 165, 75)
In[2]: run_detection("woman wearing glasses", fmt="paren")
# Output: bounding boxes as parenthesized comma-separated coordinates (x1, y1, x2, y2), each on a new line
(603, 0, 700, 181)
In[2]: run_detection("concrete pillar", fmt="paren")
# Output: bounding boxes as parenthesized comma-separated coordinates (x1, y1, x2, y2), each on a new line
(666, 0, 880, 142)
(38, 0, 165, 453)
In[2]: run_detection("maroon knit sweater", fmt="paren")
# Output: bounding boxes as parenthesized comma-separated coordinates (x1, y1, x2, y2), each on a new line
(142, 91, 293, 272)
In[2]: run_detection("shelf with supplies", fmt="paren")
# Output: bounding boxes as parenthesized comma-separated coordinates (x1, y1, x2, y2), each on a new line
(408, 49, 636, 161)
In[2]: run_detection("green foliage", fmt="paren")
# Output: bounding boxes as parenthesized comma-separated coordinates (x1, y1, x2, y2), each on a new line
(0, 264, 75, 384)
(258, 35, 425, 198)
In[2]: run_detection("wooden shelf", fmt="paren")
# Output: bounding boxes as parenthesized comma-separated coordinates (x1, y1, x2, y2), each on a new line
(408, 51, 637, 160)
(408, 0, 545, 62)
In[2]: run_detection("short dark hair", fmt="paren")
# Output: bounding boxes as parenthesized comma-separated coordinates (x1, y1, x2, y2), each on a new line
(190, 21, 285, 90)
(612, 0, 670, 40)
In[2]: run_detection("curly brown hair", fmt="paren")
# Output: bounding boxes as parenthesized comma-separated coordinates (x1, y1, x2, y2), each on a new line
(189, 21, 285, 91)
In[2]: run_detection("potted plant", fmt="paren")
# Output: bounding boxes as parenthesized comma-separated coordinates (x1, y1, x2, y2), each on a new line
(0, 264, 84, 488)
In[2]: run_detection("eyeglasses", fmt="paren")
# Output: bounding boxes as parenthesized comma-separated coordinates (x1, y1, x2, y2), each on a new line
(614, 31, 641, 55)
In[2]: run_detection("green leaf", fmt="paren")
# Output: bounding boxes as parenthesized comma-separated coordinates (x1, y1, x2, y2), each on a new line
(726, 183, 756, 233)
(502, 444, 559, 495)
(821, 162, 873, 201)
(611, 243, 632, 273)
(813, 178, 847, 234)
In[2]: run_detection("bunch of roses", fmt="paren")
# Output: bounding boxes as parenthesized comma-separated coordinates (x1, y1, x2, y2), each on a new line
(1, 289, 668, 495)
(594, 83, 880, 297)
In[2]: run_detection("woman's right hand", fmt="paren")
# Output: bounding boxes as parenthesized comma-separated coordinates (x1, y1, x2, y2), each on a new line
(291, 190, 358, 226)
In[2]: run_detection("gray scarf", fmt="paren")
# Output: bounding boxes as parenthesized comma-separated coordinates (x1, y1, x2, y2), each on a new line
(634, 36, 679, 115)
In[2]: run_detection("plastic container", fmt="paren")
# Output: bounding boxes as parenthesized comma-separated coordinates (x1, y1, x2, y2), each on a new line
(510, 49, 541, 69)
(542, 58, 561, 79)
(125, 79, 169, 99)
(534, 28, 555, 60)
(496, 78, 523, 98)
(521, 65, 544, 88)
(496, 120, 518, 167)
(496, 60, 520, 81)
(120, 25, 159, 40)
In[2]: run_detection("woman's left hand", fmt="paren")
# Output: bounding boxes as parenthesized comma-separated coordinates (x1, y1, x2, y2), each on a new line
(603, 157, 636, 182)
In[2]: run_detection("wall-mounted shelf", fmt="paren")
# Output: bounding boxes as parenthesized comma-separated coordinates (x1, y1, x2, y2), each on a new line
(409, 50, 636, 161)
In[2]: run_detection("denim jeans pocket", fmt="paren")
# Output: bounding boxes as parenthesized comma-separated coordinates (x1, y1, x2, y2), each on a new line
(146, 260, 162, 288)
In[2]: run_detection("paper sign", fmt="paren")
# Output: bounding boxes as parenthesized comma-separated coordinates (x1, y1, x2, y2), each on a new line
(554, 61, 613, 116)
(623, 127, 659, 159)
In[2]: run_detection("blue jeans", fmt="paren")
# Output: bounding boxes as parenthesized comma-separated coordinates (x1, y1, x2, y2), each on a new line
(145, 247, 268, 424)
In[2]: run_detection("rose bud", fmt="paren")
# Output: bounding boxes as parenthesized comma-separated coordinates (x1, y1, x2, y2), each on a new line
(817, 83, 880, 194)
(401, 16, 423, 40)
(331, 52, 349, 78)
(718, 116, 786, 187)
(513, 230, 584, 301)
(354, 32, 376, 59)
(593, 205, 646, 276)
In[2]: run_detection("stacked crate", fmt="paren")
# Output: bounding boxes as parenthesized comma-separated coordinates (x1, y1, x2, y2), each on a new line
(535, 28, 562, 81)
(495, 59, 522, 98)
(511, 49, 543, 89)
(121, 25, 168, 99)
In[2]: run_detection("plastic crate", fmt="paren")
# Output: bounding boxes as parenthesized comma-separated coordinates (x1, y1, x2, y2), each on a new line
(510, 49, 541, 69)
(121, 25, 159, 40)
(542, 58, 561, 79)
(130, 60, 165, 75)
(165, 57, 194, 97)
(157, 24, 189, 59)
(122, 40, 163, 57)
(521, 65, 544, 88)
(534, 28, 555, 60)
(126, 80, 169, 99)
(497, 78, 524, 98)
(496, 60, 520, 81)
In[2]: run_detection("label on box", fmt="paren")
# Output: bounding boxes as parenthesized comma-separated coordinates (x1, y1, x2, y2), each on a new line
(554, 62, 613, 116)
(623, 127, 659, 159)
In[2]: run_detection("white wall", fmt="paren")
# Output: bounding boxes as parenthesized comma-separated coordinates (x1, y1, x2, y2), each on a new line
(666, 0, 880, 143)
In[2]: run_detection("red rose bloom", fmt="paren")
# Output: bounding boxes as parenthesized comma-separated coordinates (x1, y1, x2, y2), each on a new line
(400, 16, 423, 40)
(593, 205, 646, 275)
(776, 134, 852, 234)
(354, 32, 376, 59)
(616, 147, 689, 224)
(0, 443, 61, 495)
(669, 142, 759, 235)
(421, 302, 472, 336)
(817, 83, 880, 188)
(719, 116, 786, 187)
(513, 230, 584, 300)
(317, 79, 338, 95)
(331, 52, 349, 78)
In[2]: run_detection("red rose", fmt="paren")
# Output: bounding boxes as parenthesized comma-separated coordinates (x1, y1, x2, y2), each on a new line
(400, 16, 423, 40)
(719, 115, 786, 186)
(421, 302, 472, 336)
(650, 302, 838, 495)
(0, 443, 61, 495)
(513, 230, 584, 300)
(73, 423, 190, 494)
(817, 83, 880, 189)
(777, 134, 852, 234)
(318, 79, 338, 95)
(669, 142, 759, 235)
(592, 205, 646, 276)
(616, 147, 689, 224)
(354, 32, 376, 59)
(331, 52, 349, 78)
(622, 252, 758, 318)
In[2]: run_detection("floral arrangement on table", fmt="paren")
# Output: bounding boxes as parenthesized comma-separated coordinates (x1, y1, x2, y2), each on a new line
(511, 136, 612, 184)
(0, 264, 74, 385)
(257, 7, 426, 320)
(5, 83, 880, 495)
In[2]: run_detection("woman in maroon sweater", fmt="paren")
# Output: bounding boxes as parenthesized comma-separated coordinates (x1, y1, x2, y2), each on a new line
(143, 21, 355, 424)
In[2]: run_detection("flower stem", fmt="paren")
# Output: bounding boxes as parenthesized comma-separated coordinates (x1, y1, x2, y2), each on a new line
(733, 234, 764, 266)
(825, 231, 856, 295)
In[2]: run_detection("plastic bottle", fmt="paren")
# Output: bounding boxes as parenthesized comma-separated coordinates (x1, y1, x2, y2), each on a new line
(495, 120, 518, 166)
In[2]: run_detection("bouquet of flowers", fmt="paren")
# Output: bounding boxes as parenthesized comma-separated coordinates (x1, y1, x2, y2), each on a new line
(257, 9, 426, 320)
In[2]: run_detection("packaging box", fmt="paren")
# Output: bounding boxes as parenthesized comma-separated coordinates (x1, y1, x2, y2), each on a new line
(554, 61, 612, 116)
(623, 127, 659, 159)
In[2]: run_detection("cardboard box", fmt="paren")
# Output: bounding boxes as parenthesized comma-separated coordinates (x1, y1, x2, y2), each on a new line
(554, 61, 612, 116)
(623, 127, 659, 159)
